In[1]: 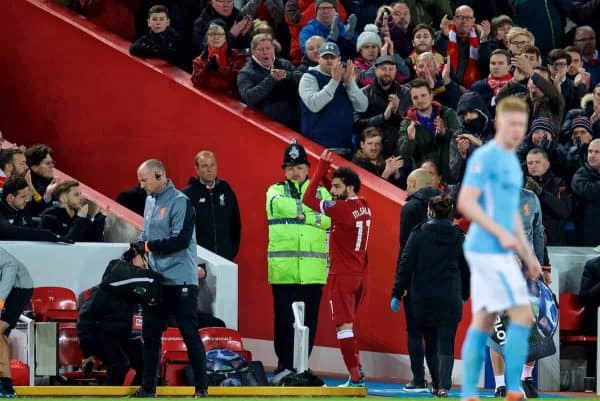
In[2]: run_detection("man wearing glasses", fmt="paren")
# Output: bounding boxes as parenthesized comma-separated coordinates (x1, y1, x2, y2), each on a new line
(435, 5, 482, 90)
(574, 26, 600, 88)
(547, 48, 586, 112)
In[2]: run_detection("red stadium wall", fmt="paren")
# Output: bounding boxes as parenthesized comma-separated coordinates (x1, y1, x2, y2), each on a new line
(0, 0, 471, 361)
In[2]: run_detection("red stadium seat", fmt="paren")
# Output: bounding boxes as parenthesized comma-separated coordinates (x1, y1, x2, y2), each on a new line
(200, 327, 252, 361)
(559, 293, 597, 343)
(31, 286, 78, 322)
(57, 322, 106, 381)
(161, 327, 189, 385)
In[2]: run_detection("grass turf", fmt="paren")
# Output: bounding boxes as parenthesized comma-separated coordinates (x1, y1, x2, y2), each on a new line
(19, 396, 598, 401)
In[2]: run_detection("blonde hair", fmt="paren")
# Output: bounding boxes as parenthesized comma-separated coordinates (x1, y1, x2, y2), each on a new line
(496, 96, 529, 116)
(506, 27, 534, 46)
(416, 51, 439, 68)
(206, 23, 225, 36)
(252, 19, 275, 37)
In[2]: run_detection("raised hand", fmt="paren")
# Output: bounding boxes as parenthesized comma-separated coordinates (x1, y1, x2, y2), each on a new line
(343, 60, 357, 83)
(440, 14, 451, 37)
(479, 20, 491, 42)
(407, 120, 417, 140)
(332, 61, 344, 82)
(434, 116, 447, 136)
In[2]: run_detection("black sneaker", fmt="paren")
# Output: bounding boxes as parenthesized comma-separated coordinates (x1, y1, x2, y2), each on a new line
(495, 385, 506, 397)
(129, 388, 157, 398)
(193, 389, 208, 398)
(404, 380, 428, 392)
(437, 389, 449, 398)
(522, 377, 538, 398)
(0, 378, 16, 399)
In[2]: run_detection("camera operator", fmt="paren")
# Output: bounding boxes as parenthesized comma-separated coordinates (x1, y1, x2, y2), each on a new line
(77, 243, 147, 385)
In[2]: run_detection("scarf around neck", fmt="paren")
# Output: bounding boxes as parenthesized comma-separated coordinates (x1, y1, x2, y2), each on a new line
(448, 25, 480, 89)
(487, 73, 512, 105)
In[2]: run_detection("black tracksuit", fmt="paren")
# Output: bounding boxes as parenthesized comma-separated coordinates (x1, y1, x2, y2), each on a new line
(393, 218, 470, 390)
(39, 206, 105, 242)
(183, 177, 241, 261)
(129, 27, 182, 66)
(397, 185, 441, 386)
(0, 200, 60, 242)
(571, 163, 600, 246)
(77, 286, 142, 385)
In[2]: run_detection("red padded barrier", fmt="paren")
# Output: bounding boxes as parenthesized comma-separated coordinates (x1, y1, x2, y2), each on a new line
(0, 0, 471, 357)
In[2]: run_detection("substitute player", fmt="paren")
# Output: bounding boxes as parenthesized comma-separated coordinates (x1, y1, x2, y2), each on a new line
(303, 150, 371, 388)
(457, 96, 541, 401)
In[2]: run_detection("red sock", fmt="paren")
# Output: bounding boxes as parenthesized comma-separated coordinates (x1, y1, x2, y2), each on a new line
(337, 329, 361, 381)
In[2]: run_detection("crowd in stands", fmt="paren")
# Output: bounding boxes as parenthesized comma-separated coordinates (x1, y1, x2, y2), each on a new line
(53, 0, 600, 247)
(0, 143, 107, 243)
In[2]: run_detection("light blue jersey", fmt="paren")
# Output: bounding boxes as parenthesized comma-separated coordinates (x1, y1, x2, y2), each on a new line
(462, 140, 523, 254)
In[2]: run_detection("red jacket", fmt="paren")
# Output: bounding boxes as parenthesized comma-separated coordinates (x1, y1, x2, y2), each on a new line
(191, 49, 247, 96)
(285, 0, 347, 65)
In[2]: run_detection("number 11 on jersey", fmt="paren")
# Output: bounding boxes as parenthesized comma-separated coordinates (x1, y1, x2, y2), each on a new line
(355, 220, 371, 252)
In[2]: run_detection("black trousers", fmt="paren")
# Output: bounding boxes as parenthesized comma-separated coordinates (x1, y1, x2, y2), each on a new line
(3, 287, 32, 336)
(271, 284, 322, 371)
(141, 285, 207, 391)
(96, 335, 143, 385)
(404, 295, 428, 384)
(422, 325, 458, 390)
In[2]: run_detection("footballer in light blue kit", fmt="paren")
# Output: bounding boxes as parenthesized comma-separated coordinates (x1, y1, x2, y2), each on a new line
(457, 97, 541, 401)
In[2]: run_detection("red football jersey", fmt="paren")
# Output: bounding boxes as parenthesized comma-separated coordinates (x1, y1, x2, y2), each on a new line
(320, 197, 371, 275)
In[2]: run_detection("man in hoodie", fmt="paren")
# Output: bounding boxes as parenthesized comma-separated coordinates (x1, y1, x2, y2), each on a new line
(299, 0, 357, 60)
(449, 91, 492, 183)
(397, 168, 441, 391)
(299, 42, 368, 157)
(516, 117, 565, 175)
(526, 148, 573, 246)
(354, 55, 411, 159)
(183, 151, 241, 261)
(398, 79, 460, 184)
(565, 116, 596, 182)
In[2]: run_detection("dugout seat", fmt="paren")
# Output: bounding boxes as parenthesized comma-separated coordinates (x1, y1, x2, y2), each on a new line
(31, 286, 78, 322)
(161, 327, 189, 385)
(57, 322, 106, 382)
(559, 293, 597, 343)
(200, 327, 252, 361)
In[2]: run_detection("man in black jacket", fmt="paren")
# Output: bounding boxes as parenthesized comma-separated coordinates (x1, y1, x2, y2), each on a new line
(525, 148, 573, 245)
(579, 255, 600, 377)
(0, 176, 62, 242)
(397, 167, 441, 391)
(39, 181, 107, 243)
(572, 139, 600, 246)
(183, 151, 241, 261)
(354, 55, 411, 158)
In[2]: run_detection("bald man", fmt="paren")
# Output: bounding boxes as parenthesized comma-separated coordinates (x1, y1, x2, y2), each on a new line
(134, 159, 208, 398)
(183, 151, 241, 261)
(397, 167, 441, 391)
(572, 139, 600, 246)
(435, 5, 481, 89)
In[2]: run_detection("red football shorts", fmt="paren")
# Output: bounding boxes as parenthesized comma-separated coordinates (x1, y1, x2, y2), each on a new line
(327, 274, 366, 325)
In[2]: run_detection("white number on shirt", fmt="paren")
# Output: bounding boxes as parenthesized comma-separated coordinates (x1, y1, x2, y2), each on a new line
(355, 220, 371, 252)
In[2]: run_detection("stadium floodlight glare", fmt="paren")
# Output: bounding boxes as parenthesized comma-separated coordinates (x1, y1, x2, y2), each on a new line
(292, 301, 309, 373)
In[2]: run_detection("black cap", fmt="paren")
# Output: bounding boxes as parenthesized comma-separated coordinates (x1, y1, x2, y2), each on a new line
(282, 140, 310, 168)
(374, 55, 395, 67)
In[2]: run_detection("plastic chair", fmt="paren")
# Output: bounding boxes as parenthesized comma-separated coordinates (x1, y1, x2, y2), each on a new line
(160, 327, 189, 385)
(31, 286, 78, 322)
(559, 293, 597, 343)
(200, 327, 252, 361)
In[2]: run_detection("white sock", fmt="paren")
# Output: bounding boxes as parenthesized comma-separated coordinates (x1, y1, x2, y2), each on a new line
(521, 363, 534, 379)
(495, 375, 505, 388)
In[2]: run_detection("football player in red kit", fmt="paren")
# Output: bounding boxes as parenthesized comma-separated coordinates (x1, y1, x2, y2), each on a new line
(303, 150, 371, 388)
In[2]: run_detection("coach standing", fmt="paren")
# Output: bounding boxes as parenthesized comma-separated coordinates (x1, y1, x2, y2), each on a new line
(133, 159, 207, 398)
(266, 140, 331, 374)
